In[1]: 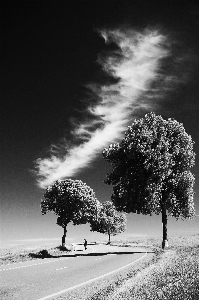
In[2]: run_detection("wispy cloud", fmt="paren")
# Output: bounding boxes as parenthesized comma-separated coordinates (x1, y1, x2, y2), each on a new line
(35, 27, 173, 189)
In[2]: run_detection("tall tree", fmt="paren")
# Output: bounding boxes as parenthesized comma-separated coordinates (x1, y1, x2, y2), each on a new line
(103, 112, 195, 249)
(41, 179, 100, 246)
(90, 201, 127, 244)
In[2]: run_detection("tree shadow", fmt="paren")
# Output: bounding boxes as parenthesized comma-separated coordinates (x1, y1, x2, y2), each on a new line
(29, 249, 153, 259)
(29, 249, 53, 259)
(64, 251, 154, 257)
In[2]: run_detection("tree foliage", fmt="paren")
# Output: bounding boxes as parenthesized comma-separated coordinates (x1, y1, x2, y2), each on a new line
(103, 112, 195, 220)
(41, 179, 100, 229)
(90, 201, 127, 242)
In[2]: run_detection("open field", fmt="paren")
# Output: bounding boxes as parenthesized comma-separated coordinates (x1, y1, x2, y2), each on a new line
(1, 235, 199, 299)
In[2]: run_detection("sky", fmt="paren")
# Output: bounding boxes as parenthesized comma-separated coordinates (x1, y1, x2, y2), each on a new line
(1, 0, 199, 248)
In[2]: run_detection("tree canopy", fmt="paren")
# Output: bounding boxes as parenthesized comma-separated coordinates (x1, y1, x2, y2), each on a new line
(103, 112, 195, 220)
(90, 201, 127, 243)
(41, 179, 100, 229)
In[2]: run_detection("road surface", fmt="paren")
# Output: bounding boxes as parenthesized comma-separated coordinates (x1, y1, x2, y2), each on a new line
(0, 243, 148, 300)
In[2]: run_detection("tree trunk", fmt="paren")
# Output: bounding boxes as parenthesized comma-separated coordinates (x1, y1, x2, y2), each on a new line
(62, 225, 67, 247)
(161, 200, 169, 249)
(107, 231, 111, 245)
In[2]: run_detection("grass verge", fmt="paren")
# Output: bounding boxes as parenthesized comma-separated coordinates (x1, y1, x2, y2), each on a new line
(0, 244, 74, 265)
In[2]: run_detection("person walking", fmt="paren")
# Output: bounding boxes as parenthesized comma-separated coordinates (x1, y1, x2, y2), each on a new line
(84, 239, 87, 250)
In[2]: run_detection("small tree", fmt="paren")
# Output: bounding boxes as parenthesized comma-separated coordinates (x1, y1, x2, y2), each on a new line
(103, 112, 195, 249)
(41, 179, 100, 247)
(90, 201, 127, 244)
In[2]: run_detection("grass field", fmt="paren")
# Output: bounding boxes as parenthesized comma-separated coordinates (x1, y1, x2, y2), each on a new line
(1, 235, 199, 299)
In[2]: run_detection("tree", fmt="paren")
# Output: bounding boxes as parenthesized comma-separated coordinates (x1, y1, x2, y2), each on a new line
(90, 201, 127, 244)
(103, 112, 195, 249)
(41, 179, 100, 247)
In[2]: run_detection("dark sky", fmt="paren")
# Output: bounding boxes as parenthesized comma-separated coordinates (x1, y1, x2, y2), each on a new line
(1, 0, 199, 246)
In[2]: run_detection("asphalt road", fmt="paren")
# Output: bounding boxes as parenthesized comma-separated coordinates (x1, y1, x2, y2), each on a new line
(0, 244, 148, 300)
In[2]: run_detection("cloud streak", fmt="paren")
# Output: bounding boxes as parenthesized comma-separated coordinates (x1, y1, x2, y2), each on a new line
(35, 27, 172, 189)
